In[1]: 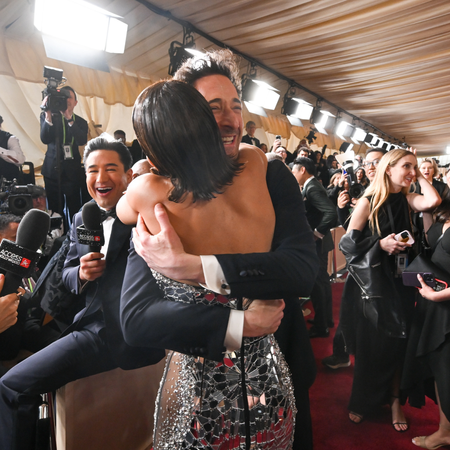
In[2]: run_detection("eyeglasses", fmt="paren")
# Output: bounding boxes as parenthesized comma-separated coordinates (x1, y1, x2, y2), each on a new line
(364, 159, 380, 168)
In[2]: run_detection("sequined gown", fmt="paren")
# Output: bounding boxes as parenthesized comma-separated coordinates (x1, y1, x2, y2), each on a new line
(151, 271, 296, 450)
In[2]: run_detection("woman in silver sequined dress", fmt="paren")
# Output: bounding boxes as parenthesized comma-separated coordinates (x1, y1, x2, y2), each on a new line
(117, 79, 295, 449)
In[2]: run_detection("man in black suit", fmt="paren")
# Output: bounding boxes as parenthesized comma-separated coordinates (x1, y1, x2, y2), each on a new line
(292, 157, 337, 338)
(0, 138, 164, 450)
(40, 86, 88, 228)
(241, 120, 261, 147)
(122, 50, 319, 450)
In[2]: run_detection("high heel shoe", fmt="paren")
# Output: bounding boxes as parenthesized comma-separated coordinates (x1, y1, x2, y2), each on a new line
(412, 436, 444, 449)
(391, 395, 409, 432)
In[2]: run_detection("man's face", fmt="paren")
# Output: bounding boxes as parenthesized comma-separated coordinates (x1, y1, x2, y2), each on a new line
(364, 151, 384, 182)
(193, 75, 243, 157)
(299, 150, 309, 158)
(65, 90, 78, 114)
(0, 222, 19, 242)
(85, 150, 132, 210)
(292, 165, 307, 187)
(275, 147, 287, 162)
(246, 124, 256, 137)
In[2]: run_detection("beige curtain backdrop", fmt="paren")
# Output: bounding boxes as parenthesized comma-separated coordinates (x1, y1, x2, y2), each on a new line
(2, 0, 450, 163)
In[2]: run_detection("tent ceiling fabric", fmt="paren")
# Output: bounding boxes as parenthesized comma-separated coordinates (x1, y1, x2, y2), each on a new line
(1, 0, 450, 160)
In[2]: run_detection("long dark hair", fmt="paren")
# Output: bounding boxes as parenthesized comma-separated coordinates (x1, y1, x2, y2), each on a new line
(434, 186, 450, 223)
(133, 79, 242, 203)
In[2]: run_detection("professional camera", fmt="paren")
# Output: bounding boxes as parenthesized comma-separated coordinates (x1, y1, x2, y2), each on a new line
(41, 66, 70, 114)
(0, 179, 42, 215)
(341, 159, 364, 199)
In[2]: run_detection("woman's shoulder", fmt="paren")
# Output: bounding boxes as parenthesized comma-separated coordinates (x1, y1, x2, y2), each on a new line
(238, 145, 268, 170)
(126, 172, 169, 204)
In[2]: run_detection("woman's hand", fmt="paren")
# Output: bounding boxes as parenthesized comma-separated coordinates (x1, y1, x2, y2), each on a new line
(379, 233, 411, 255)
(417, 274, 450, 302)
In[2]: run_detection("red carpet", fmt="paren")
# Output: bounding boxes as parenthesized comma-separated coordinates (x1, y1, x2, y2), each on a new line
(307, 279, 440, 450)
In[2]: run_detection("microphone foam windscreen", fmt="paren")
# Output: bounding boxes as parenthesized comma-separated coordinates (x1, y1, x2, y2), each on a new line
(16, 209, 51, 251)
(82, 202, 102, 231)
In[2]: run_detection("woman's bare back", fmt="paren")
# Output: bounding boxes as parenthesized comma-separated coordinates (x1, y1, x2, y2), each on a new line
(118, 146, 275, 256)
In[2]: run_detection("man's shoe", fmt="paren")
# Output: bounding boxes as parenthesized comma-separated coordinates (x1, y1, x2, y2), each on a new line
(322, 354, 351, 369)
(308, 327, 329, 338)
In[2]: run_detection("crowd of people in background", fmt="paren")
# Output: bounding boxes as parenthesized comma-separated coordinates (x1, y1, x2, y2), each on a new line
(1, 48, 450, 449)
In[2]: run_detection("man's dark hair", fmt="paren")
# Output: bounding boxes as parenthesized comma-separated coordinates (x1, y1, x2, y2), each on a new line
(246, 121, 256, 128)
(60, 86, 77, 101)
(0, 214, 21, 233)
(133, 79, 242, 203)
(293, 157, 316, 176)
(0, 115, 3, 126)
(365, 147, 387, 157)
(114, 129, 126, 137)
(173, 49, 242, 98)
(83, 137, 133, 172)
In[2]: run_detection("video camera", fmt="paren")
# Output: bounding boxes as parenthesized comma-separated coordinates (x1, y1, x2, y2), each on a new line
(1, 179, 42, 216)
(335, 152, 364, 199)
(41, 66, 70, 114)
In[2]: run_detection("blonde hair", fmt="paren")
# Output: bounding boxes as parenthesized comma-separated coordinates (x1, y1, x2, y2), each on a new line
(420, 158, 438, 178)
(363, 149, 416, 235)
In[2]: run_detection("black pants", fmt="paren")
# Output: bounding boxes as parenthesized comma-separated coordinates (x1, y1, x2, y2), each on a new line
(0, 329, 117, 450)
(310, 243, 333, 331)
(43, 176, 84, 230)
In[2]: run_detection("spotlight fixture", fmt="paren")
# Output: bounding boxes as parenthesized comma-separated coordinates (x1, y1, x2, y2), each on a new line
(281, 88, 314, 126)
(364, 132, 379, 147)
(446, 146, 450, 155)
(168, 28, 204, 76)
(310, 100, 335, 135)
(339, 142, 354, 153)
(335, 118, 354, 141)
(242, 67, 280, 112)
(351, 127, 367, 144)
(35, 0, 128, 53)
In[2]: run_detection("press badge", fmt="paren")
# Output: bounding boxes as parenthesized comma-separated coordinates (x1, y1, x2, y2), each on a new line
(63, 145, 73, 159)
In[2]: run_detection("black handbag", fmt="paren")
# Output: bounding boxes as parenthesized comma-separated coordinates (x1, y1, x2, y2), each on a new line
(340, 230, 407, 338)
(403, 253, 450, 287)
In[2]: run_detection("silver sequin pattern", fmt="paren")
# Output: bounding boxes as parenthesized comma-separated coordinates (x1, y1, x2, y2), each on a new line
(151, 270, 296, 450)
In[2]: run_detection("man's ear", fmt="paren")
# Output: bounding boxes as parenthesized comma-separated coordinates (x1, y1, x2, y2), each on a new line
(126, 168, 133, 184)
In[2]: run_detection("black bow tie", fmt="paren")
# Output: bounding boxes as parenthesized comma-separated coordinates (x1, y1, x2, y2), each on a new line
(100, 207, 116, 222)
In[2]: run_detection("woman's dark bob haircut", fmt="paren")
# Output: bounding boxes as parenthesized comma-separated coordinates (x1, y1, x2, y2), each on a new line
(133, 80, 242, 203)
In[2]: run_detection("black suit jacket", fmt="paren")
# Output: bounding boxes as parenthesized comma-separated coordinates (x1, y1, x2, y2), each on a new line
(241, 134, 260, 148)
(40, 113, 88, 182)
(302, 177, 337, 254)
(121, 159, 318, 388)
(62, 211, 164, 370)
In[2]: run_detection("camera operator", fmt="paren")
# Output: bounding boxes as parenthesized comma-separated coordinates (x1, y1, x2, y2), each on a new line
(0, 116, 26, 181)
(40, 86, 88, 229)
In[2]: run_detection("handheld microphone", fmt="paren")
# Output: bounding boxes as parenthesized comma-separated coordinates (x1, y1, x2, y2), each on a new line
(0, 208, 50, 296)
(77, 202, 104, 252)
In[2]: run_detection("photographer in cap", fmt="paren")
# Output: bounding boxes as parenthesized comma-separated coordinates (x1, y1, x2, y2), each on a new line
(0, 116, 26, 181)
(40, 86, 88, 229)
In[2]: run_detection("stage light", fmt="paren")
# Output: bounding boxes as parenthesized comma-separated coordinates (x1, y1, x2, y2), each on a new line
(242, 78, 280, 110)
(447, 146, 450, 155)
(243, 101, 267, 118)
(351, 127, 367, 144)
(34, 0, 128, 53)
(364, 132, 379, 147)
(168, 29, 204, 76)
(339, 142, 354, 153)
(310, 102, 335, 135)
(283, 98, 314, 120)
(335, 120, 354, 141)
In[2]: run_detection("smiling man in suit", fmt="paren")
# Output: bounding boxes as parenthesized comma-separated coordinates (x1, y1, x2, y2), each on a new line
(0, 137, 165, 450)
(292, 156, 337, 338)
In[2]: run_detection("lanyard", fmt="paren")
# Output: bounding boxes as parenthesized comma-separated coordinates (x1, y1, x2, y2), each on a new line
(61, 113, 75, 146)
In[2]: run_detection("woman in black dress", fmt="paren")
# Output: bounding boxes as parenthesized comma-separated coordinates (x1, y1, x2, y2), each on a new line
(340, 149, 441, 431)
(404, 189, 450, 449)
